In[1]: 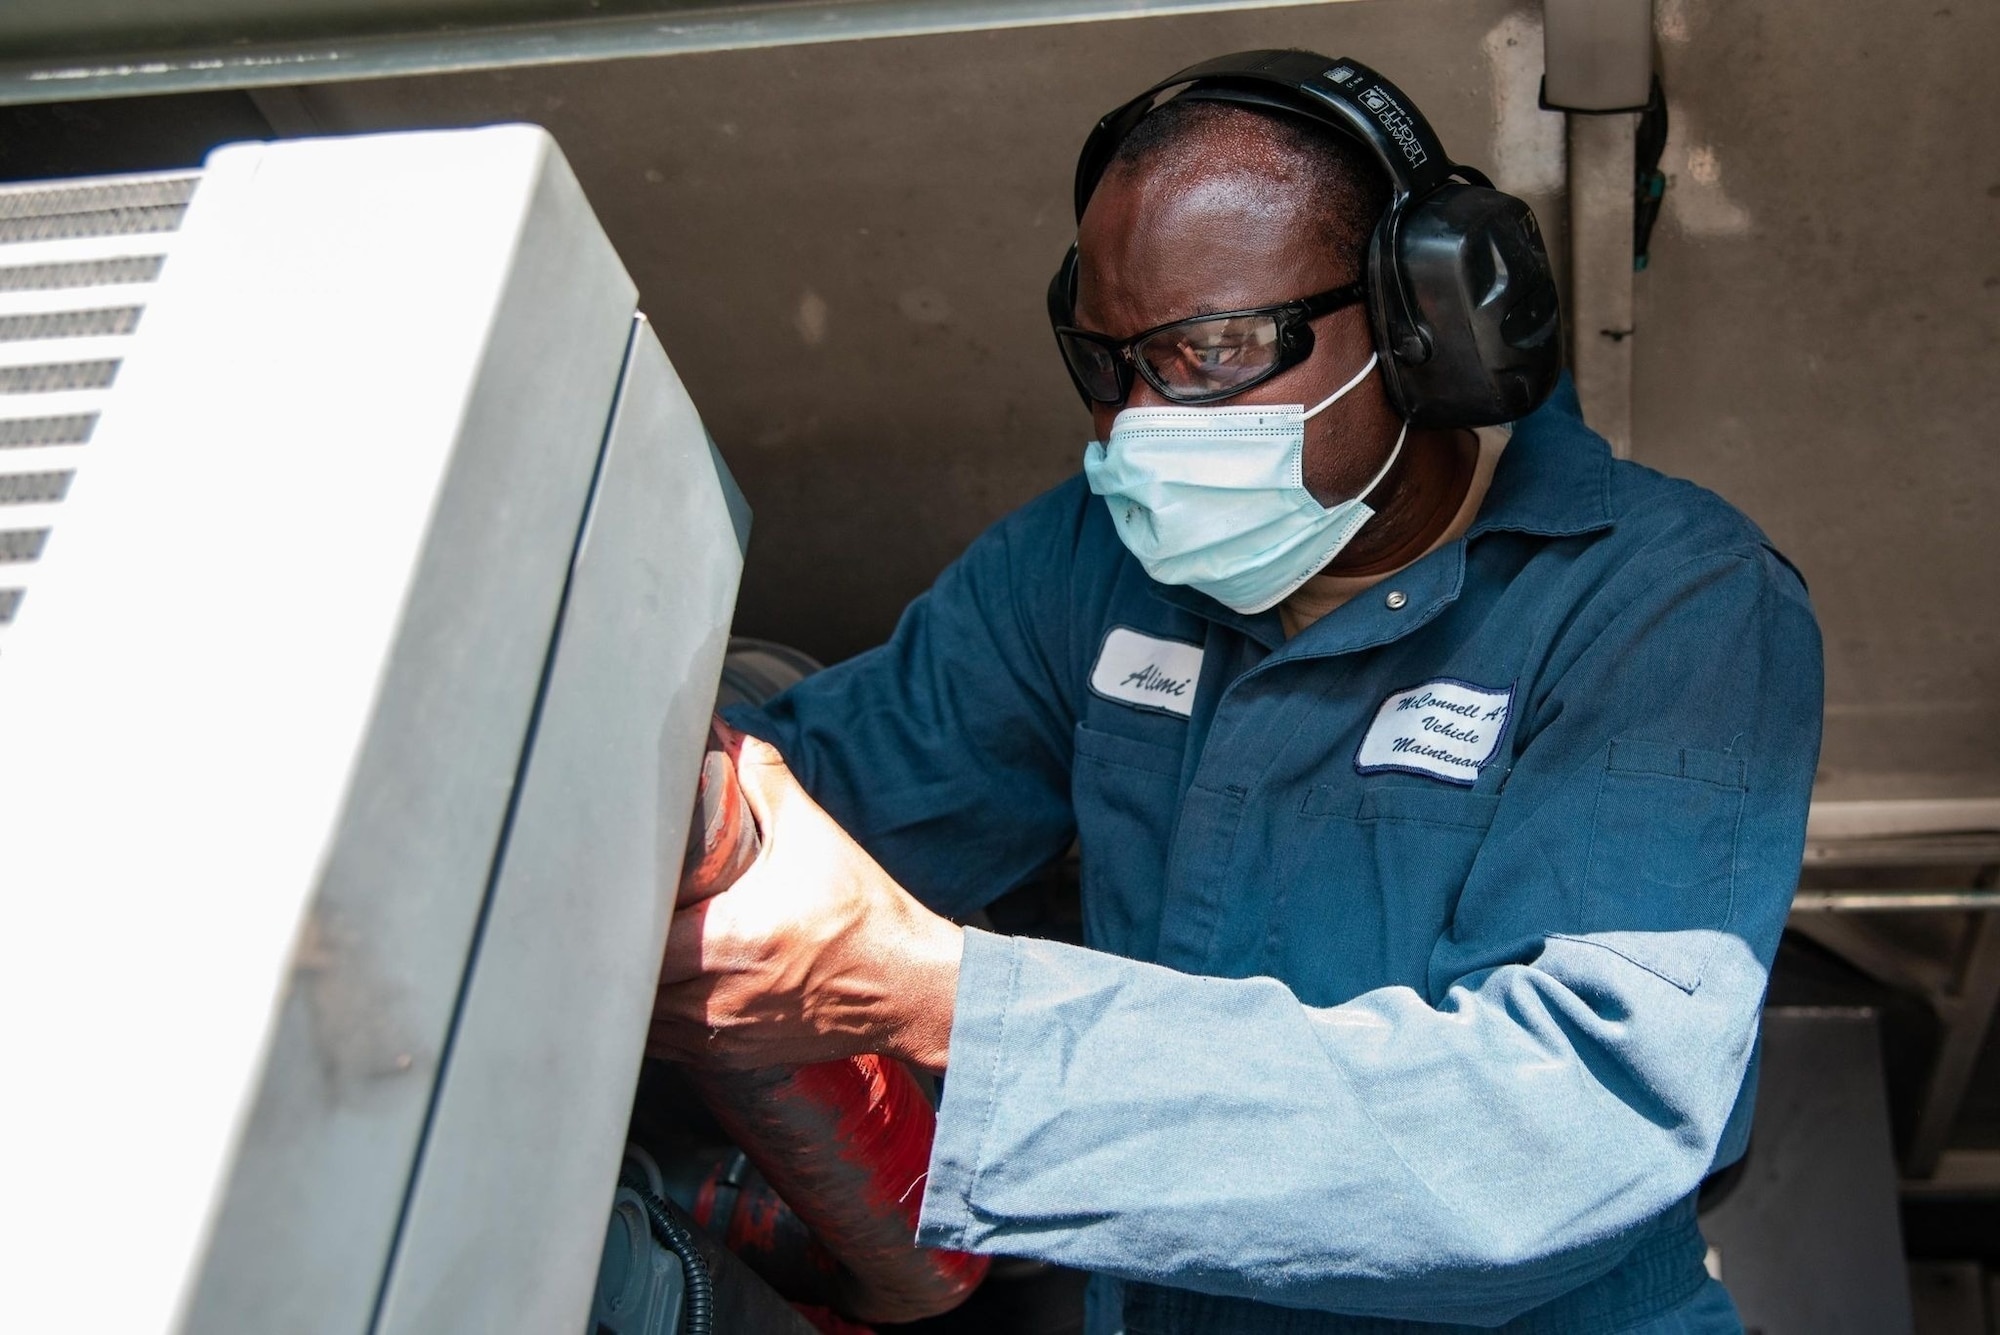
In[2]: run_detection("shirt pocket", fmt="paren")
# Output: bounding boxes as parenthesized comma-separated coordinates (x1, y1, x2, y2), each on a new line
(1575, 738, 1747, 992)
(1072, 722, 1184, 960)
(1271, 784, 1502, 1005)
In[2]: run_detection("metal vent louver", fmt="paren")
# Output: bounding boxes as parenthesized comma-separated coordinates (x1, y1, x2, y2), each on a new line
(0, 171, 193, 648)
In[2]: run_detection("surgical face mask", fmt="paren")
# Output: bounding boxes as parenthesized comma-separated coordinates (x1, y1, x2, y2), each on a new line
(1082, 352, 1409, 615)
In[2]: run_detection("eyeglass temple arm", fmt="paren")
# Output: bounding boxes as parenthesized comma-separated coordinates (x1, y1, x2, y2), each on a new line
(1296, 279, 1369, 318)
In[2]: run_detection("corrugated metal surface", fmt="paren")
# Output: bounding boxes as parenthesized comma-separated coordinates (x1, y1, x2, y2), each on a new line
(0, 170, 190, 647)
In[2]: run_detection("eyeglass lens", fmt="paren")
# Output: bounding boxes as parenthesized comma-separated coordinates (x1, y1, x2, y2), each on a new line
(1062, 312, 1286, 405)
(1137, 314, 1282, 398)
(1060, 335, 1126, 403)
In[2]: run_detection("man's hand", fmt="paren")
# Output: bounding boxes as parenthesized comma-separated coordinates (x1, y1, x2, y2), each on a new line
(648, 732, 965, 1073)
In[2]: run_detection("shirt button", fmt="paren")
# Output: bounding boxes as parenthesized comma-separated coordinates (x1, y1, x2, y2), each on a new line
(1385, 590, 1408, 610)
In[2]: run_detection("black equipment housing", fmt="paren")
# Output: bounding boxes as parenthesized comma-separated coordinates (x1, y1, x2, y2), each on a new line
(1048, 49, 1562, 427)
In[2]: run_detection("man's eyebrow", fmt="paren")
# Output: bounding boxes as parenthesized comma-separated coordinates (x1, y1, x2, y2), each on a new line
(1071, 298, 1234, 337)
(1150, 300, 1233, 324)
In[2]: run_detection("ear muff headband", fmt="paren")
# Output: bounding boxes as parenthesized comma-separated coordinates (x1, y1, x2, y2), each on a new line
(1071, 59, 1452, 213)
(1053, 49, 1560, 428)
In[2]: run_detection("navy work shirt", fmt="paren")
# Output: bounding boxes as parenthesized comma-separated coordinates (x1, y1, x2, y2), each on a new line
(728, 379, 1823, 1333)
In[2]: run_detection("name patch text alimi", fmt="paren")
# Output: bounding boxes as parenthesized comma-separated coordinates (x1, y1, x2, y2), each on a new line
(1089, 626, 1204, 719)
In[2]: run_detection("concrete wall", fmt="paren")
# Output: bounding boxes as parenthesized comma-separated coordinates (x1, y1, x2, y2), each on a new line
(12, 0, 1991, 797)
(1633, 0, 1999, 796)
(251, 0, 1565, 665)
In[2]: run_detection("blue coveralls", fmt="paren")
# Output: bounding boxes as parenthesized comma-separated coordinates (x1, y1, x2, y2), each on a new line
(728, 378, 1824, 1333)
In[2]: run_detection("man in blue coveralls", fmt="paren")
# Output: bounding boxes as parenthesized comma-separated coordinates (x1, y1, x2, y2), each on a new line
(651, 51, 1823, 1335)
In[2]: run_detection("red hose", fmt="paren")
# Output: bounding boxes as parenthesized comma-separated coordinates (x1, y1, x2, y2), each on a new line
(690, 1153, 842, 1306)
(677, 719, 989, 1323)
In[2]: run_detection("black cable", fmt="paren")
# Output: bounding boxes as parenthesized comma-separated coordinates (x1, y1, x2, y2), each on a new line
(620, 1165, 716, 1335)
(1633, 75, 1670, 272)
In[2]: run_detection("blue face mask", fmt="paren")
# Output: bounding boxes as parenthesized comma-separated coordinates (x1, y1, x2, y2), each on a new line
(1083, 352, 1409, 615)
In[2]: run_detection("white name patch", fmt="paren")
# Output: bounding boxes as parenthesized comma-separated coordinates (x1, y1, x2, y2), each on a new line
(1355, 678, 1513, 785)
(1089, 626, 1203, 718)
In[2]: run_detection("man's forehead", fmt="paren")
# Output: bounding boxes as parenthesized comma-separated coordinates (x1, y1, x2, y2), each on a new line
(1105, 97, 1322, 179)
(1107, 155, 1310, 222)
(1075, 160, 1337, 326)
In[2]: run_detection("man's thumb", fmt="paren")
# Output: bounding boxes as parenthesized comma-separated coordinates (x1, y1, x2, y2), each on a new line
(728, 730, 793, 830)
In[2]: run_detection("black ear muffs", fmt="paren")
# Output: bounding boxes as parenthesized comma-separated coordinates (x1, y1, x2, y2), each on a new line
(1382, 181, 1561, 424)
(1052, 50, 1561, 428)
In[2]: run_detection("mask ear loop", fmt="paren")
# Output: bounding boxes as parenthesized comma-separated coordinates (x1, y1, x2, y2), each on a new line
(1302, 351, 1380, 420)
(1299, 350, 1410, 505)
(1353, 420, 1411, 505)
(1106, 349, 1406, 499)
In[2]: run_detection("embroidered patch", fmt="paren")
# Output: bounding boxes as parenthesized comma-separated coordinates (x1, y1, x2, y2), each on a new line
(1089, 626, 1203, 719)
(1355, 678, 1513, 786)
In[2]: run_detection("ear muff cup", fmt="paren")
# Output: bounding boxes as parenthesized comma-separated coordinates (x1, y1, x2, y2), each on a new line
(1373, 185, 1562, 427)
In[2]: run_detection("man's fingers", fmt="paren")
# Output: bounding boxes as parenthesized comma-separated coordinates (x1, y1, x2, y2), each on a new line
(660, 895, 769, 985)
(652, 975, 723, 1020)
(644, 1016, 720, 1064)
(658, 900, 714, 985)
(647, 977, 761, 1067)
(647, 975, 725, 1051)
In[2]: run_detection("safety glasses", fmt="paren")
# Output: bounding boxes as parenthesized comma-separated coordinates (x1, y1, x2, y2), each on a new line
(1054, 280, 1367, 406)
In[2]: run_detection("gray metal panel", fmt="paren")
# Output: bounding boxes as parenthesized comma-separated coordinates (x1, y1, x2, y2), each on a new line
(1699, 1007, 1915, 1335)
(1566, 111, 1637, 456)
(1539, 0, 1651, 112)
(183, 136, 639, 1335)
(245, 0, 1568, 667)
(373, 318, 743, 1335)
(0, 0, 1364, 105)
(1633, 0, 2000, 800)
